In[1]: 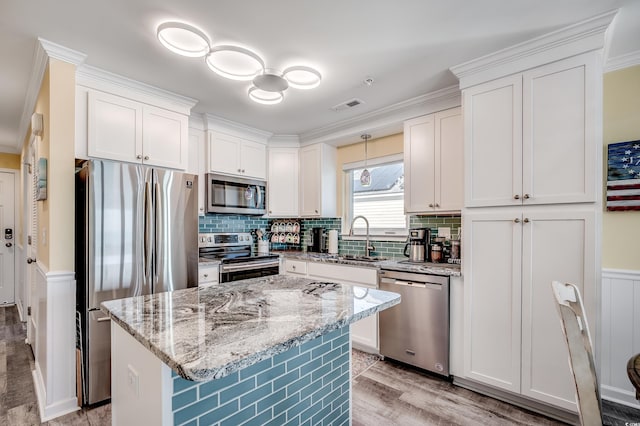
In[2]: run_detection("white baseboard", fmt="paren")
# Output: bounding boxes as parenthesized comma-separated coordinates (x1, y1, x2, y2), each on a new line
(16, 300, 25, 322)
(600, 268, 640, 408)
(33, 365, 79, 422)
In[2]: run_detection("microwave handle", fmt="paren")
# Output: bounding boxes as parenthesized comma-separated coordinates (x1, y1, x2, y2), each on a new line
(255, 185, 262, 208)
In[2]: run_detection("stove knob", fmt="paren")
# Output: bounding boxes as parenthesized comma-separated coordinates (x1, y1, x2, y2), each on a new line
(200, 237, 206, 243)
(207, 237, 213, 242)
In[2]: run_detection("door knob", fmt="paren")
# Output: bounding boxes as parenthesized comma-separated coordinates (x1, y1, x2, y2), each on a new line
(27, 257, 36, 264)
(5, 242, 11, 248)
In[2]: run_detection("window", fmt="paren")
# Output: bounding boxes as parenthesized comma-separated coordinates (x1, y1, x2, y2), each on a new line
(343, 154, 407, 237)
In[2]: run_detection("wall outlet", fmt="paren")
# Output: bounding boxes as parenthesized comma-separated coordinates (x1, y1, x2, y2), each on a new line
(127, 364, 139, 397)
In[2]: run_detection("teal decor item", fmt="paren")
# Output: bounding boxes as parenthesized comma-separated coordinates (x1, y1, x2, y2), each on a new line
(36, 157, 47, 201)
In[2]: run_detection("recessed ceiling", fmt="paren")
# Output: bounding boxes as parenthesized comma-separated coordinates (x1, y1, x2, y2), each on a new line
(1, 0, 639, 153)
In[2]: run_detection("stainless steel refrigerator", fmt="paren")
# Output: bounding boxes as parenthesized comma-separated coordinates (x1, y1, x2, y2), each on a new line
(75, 159, 198, 405)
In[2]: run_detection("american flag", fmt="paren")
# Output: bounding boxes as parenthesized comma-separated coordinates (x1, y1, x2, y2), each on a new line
(607, 140, 640, 211)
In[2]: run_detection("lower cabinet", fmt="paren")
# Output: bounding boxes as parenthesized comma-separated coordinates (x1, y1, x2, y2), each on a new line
(199, 264, 219, 285)
(282, 259, 379, 352)
(462, 207, 596, 411)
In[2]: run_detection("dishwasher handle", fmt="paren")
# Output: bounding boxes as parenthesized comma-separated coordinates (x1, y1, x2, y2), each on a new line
(381, 278, 442, 291)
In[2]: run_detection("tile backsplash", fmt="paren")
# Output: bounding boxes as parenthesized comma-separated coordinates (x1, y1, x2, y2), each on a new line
(199, 214, 461, 257)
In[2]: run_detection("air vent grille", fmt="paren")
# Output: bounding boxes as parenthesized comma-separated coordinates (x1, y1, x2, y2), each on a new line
(331, 98, 365, 112)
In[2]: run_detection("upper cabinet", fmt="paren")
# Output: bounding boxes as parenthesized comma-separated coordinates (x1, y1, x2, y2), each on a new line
(76, 67, 196, 170)
(267, 147, 299, 217)
(463, 53, 599, 208)
(299, 143, 336, 217)
(404, 107, 463, 214)
(87, 91, 188, 170)
(187, 125, 206, 216)
(208, 131, 266, 180)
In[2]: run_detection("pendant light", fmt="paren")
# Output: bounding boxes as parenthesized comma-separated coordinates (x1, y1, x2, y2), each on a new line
(360, 134, 371, 187)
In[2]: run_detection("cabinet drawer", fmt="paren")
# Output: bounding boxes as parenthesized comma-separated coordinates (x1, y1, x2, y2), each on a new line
(284, 259, 307, 275)
(307, 262, 378, 286)
(199, 265, 219, 284)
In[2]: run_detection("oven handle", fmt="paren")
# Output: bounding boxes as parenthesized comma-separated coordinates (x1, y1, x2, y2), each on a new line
(220, 260, 280, 272)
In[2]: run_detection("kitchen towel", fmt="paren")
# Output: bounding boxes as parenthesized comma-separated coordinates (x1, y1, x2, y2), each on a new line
(328, 230, 338, 254)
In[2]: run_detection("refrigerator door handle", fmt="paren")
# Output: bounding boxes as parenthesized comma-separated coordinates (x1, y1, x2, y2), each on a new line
(144, 180, 152, 282)
(154, 180, 160, 283)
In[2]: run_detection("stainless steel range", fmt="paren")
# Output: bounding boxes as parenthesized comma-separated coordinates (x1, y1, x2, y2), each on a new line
(199, 232, 280, 283)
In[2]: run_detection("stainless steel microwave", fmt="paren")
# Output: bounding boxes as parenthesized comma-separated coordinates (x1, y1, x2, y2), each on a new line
(205, 173, 267, 215)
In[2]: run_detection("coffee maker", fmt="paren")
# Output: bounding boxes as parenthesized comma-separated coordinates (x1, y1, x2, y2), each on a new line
(309, 227, 326, 253)
(403, 228, 431, 262)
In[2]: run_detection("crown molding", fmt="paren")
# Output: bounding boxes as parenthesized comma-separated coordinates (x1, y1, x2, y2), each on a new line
(77, 64, 198, 114)
(604, 49, 640, 73)
(188, 113, 205, 131)
(267, 135, 300, 148)
(15, 38, 88, 154)
(451, 9, 617, 89)
(299, 85, 460, 147)
(204, 114, 273, 143)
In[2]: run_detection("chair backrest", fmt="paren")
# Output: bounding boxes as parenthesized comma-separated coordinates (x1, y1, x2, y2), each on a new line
(551, 281, 602, 426)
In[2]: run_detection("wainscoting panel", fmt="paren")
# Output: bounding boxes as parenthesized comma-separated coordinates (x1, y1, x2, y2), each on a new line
(601, 269, 640, 408)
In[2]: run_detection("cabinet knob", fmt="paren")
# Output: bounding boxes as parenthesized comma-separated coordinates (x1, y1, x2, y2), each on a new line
(144, 155, 149, 160)
(428, 203, 434, 208)
(269, 210, 272, 214)
(241, 169, 245, 173)
(435, 203, 440, 208)
(292, 265, 296, 270)
(523, 194, 530, 200)
(523, 218, 530, 223)
(237, 168, 242, 172)
(315, 210, 318, 213)
(136, 155, 142, 160)
(514, 194, 520, 200)
(203, 274, 208, 278)
(514, 218, 521, 223)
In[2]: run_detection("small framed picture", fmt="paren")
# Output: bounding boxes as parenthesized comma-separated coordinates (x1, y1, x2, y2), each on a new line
(36, 157, 47, 201)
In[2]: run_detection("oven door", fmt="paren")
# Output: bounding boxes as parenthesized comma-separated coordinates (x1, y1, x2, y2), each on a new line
(219, 260, 280, 283)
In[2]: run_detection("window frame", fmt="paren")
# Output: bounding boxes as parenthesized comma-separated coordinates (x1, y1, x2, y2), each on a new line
(342, 153, 408, 240)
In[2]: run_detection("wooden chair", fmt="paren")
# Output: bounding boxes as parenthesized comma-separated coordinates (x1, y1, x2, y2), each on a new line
(551, 281, 602, 426)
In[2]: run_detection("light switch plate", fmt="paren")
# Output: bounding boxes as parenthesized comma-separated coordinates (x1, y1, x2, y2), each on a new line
(437, 227, 451, 238)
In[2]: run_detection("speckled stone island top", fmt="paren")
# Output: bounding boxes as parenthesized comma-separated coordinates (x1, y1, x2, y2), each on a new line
(101, 274, 400, 382)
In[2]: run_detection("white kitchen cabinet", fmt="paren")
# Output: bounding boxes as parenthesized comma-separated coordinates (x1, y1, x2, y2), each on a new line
(267, 147, 299, 217)
(463, 53, 598, 207)
(282, 259, 307, 275)
(88, 91, 188, 170)
(299, 143, 336, 217)
(198, 264, 219, 285)
(404, 107, 463, 214)
(208, 131, 266, 179)
(463, 207, 596, 411)
(187, 127, 206, 216)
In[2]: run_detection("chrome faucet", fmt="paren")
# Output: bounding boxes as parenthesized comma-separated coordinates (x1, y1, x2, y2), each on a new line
(349, 215, 375, 257)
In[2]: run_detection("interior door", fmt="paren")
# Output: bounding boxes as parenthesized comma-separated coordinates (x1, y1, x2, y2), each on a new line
(26, 145, 37, 348)
(0, 171, 15, 305)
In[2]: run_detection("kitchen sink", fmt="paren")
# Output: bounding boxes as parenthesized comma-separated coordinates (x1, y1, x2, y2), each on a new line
(338, 255, 388, 263)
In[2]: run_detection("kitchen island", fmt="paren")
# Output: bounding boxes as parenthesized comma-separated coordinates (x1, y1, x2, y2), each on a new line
(101, 274, 400, 426)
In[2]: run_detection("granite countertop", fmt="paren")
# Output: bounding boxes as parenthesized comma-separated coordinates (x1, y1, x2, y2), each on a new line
(101, 275, 400, 382)
(274, 251, 462, 277)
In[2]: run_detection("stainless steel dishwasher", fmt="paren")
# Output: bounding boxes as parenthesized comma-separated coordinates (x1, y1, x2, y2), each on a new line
(379, 269, 450, 376)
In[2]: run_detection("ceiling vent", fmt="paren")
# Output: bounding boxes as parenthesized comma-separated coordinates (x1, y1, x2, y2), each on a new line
(331, 98, 365, 112)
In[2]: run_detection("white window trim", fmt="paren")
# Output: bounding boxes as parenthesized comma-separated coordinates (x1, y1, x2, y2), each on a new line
(341, 153, 408, 241)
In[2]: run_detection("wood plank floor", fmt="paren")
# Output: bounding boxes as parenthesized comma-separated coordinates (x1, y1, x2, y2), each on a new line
(2, 305, 639, 425)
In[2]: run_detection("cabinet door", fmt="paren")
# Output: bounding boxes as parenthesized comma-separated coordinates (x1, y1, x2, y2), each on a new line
(404, 114, 436, 213)
(523, 53, 598, 205)
(208, 132, 241, 176)
(240, 140, 267, 179)
(268, 148, 299, 217)
(88, 91, 143, 164)
(463, 210, 522, 392)
(435, 107, 463, 212)
(299, 145, 321, 216)
(142, 105, 188, 170)
(188, 128, 206, 216)
(464, 75, 523, 207)
(520, 209, 595, 411)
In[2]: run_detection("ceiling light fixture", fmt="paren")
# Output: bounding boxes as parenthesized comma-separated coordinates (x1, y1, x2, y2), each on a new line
(156, 22, 211, 58)
(156, 21, 321, 105)
(206, 45, 265, 81)
(360, 134, 371, 187)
